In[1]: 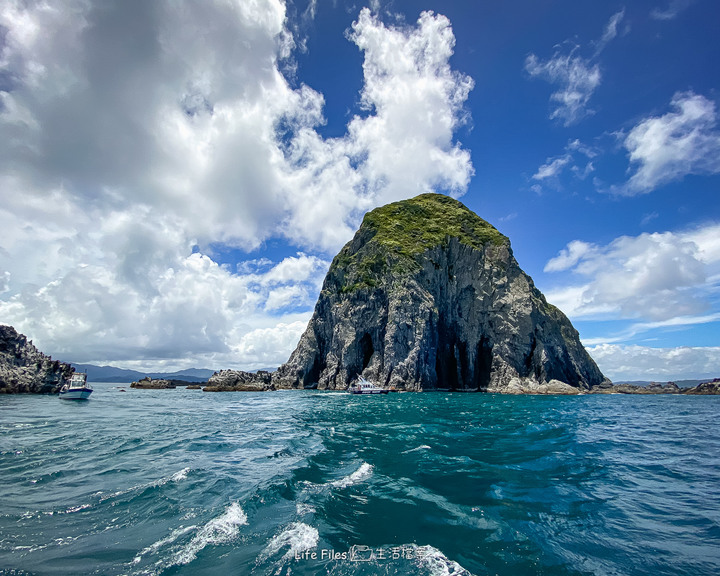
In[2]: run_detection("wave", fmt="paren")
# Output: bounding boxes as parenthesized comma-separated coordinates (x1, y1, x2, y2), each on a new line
(331, 462, 373, 488)
(99, 467, 193, 503)
(168, 467, 191, 482)
(402, 444, 432, 454)
(172, 502, 248, 566)
(260, 522, 319, 561)
(132, 524, 197, 565)
(296, 502, 316, 516)
(414, 545, 474, 576)
(63, 503, 92, 514)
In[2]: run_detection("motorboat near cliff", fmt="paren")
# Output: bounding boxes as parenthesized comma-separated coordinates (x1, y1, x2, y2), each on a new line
(348, 376, 389, 395)
(59, 372, 93, 400)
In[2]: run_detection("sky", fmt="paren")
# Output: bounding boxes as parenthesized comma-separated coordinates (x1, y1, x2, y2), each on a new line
(1, 0, 719, 381)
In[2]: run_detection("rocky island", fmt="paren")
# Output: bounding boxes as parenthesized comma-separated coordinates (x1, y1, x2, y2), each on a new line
(209, 194, 616, 393)
(131, 377, 178, 389)
(0, 325, 74, 394)
(272, 193, 607, 393)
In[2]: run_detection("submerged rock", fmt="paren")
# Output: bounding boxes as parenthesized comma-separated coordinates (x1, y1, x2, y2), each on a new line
(274, 194, 609, 393)
(0, 325, 74, 394)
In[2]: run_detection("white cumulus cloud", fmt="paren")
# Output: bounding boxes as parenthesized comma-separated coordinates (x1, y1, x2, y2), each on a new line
(621, 91, 720, 194)
(544, 223, 720, 322)
(0, 1, 474, 370)
(544, 240, 594, 272)
(587, 344, 720, 381)
(532, 154, 573, 181)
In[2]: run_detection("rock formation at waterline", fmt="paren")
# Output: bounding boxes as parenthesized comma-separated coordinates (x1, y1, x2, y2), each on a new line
(272, 194, 609, 393)
(204, 370, 274, 392)
(130, 377, 178, 389)
(0, 325, 74, 394)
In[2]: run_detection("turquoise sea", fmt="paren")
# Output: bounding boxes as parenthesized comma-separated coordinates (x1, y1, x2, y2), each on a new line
(1, 384, 719, 575)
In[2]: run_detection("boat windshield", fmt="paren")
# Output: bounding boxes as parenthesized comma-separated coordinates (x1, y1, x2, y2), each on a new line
(70, 374, 87, 387)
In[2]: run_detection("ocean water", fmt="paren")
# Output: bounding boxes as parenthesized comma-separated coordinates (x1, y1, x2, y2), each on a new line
(1, 385, 719, 576)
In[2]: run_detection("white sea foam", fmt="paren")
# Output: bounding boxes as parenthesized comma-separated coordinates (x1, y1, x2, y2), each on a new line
(260, 522, 319, 561)
(103, 468, 192, 505)
(331, 462, 373, 488)
(64, 503, 92, 514)
(296, 502, 316, 516)
(132, 524, 198, 564)
(402, 444, 432, 454)
(169, 467, 191, 482)
(154, 467, 192, 487)
(173, 502, 247, 566)
(415, 545, 473, 576)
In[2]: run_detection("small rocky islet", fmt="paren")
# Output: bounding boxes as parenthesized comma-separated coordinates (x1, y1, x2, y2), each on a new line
(2, 194, 719, 395)
(129, 377, 204, 389)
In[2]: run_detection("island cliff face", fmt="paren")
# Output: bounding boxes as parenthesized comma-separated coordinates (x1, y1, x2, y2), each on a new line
(273, 194, 608, 393)
(0, 325, 74, 394)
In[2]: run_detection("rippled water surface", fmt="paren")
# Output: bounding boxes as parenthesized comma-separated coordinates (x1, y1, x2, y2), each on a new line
(1, 385, 719, 575)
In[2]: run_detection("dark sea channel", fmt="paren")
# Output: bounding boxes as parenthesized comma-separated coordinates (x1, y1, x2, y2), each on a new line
(1, 384, 719, 575)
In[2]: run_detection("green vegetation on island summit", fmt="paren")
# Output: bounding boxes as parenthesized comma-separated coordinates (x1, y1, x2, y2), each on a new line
(361, 193, 508, 256)
(331, 193, 509, 294)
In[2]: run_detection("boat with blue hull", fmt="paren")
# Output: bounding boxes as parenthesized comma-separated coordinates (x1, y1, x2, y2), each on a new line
(59, 372, 93, 400)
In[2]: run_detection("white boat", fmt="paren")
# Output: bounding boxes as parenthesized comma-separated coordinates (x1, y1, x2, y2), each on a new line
(59, 372, 93, 400)
(348, 376, 389, 395)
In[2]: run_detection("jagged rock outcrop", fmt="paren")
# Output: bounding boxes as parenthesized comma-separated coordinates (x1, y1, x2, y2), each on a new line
(273, 194, 609, 393)
(682, 380, 720, 395)
(0, 325, 74, 394)
(590, 381, 681, 394)
(130, 377, 208, 389)
(590, 379, 720, 395)
(203, 370, 274, 392)
(131, 377, 177, 389)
